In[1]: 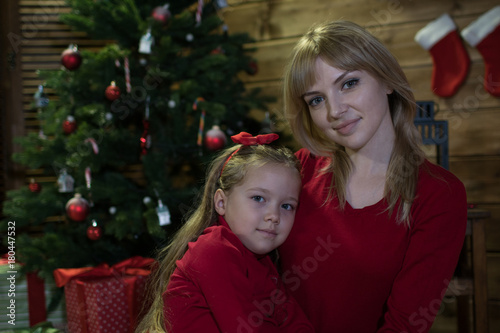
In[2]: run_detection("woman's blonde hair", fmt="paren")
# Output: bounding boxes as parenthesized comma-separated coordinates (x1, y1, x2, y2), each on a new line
(135, 142, 301, 332)
(283, 20, 425, 225)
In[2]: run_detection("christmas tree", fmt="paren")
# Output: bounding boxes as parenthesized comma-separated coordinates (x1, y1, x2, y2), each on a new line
(2, 0, 271, 284)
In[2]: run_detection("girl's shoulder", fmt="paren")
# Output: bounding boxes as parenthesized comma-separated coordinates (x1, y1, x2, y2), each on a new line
(193, 225, 246, 257)
(172, 226, 260, 289)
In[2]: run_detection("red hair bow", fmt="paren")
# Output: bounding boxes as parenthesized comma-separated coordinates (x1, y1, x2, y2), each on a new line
(220, 132, 279, 177)
(231, 132, 279, 145)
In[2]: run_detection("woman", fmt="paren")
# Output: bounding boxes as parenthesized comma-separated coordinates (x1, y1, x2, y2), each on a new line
(278, 20, 467, 332)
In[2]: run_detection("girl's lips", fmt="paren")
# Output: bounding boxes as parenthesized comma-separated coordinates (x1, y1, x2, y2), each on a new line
(334, 118, 360, 135)
(257, 229, 277, 238)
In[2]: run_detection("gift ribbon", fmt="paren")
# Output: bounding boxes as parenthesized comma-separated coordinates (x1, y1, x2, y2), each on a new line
(53, 256, 155, 333)
(53, 256, 155, 287)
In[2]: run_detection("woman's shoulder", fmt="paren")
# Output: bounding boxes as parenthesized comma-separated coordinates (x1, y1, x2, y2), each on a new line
(296, 148, 330, 175)
(419, 160, 464, 187)
(295, 147, 321, 162)
(417, 159, 466, 201)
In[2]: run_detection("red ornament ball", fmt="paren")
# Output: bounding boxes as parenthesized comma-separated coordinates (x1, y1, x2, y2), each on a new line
(62, 115, 77, 134)
(87, 221, 102, 240)
(66, 193, 90, 222)
(29, 178, 42, 193)
(205, 125, 227, 151)
(61, 45, 82, 71)
(246, 60, 258, 75)
(210, 46, 224, 55)
(152, 4, 171, 25)
(105, 81, 121, 101)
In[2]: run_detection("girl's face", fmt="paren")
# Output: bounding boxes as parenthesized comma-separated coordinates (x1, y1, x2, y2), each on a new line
(302, 57, 395, 154)
(214, 163, 301, 255)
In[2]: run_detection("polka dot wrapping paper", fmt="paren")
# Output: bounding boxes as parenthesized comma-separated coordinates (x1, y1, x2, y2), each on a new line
(53, 256, 154, 333)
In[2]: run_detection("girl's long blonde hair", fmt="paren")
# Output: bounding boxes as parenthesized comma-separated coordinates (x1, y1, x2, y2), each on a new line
(135, 143, 300, 333)
(283, 20, 425, 225)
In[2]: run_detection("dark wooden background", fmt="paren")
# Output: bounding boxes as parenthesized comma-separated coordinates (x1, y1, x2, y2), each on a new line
(1, 0, 499, 331)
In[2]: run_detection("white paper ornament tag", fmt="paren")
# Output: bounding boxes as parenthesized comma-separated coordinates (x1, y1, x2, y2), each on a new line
(34, 85, 49, 108)
(156, 199, 171, 226)
(216, 0, 228, 9)
(57, 169, 75, 193)
(139, 28, 154, 54)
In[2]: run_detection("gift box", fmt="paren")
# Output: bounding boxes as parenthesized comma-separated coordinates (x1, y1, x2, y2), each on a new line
(53, 256, 155, 333)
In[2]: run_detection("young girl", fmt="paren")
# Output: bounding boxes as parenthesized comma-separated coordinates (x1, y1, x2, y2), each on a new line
(136, 132, 314, 333)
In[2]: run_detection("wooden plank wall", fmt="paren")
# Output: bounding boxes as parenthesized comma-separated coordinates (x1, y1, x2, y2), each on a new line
(221, 0, 500, 331)
(18, 0, 112, 131)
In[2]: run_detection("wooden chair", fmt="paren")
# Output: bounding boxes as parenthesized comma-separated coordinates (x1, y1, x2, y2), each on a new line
(415, 101, 490, 333)
(460, 208, 490, 333)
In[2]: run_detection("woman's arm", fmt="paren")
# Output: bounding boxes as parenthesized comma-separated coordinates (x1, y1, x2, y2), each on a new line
(378, 171, 467, 332)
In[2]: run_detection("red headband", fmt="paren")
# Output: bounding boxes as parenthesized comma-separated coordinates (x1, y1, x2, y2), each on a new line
(220, 132, 279, 177)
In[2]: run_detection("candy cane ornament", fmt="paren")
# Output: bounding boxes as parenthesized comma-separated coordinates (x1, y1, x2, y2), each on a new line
(196, 0, 203, 25)
(193, 97, 206, 147)
(124, 57, 131, 93)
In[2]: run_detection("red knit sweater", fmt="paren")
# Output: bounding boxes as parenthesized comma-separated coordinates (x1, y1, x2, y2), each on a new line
(164, 216, 314, 332)
(279, 149, 467, 333)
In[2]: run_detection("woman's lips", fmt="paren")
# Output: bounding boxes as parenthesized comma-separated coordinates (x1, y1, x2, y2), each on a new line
(334, 118, 360, 135)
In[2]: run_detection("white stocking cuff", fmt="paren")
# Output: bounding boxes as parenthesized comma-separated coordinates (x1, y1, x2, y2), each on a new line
(415, 14, 457, 50)
(461, 6, 500, 47)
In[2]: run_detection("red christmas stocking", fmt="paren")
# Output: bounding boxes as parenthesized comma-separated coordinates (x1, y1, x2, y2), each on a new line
(461, 6, 500, 97)
(415, 14, 470, 97)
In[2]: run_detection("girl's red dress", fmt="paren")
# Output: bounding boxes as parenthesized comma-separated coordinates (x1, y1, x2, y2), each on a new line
(164, 216, 314, 332)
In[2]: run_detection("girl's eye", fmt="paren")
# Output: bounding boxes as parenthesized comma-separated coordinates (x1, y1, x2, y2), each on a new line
(307, 96, 324, 107)
(281, 203, 295, 211)
(342, 78, 359, 90)
(252, 196, 264, 203)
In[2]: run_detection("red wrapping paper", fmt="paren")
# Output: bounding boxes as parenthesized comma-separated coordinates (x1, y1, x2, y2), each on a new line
(53, 256, 155, 333)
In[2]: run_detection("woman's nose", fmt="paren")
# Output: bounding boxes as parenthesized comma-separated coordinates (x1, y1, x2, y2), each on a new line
(327, 97, 348, 120)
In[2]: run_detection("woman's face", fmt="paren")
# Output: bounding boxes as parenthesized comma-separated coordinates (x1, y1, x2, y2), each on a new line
(302, 57, 395, 154)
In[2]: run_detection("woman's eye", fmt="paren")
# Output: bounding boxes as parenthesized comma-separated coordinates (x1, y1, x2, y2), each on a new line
(252, 196, 264, 202)
(342, 78, 359, 90)
(307, 96, 324, 107)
